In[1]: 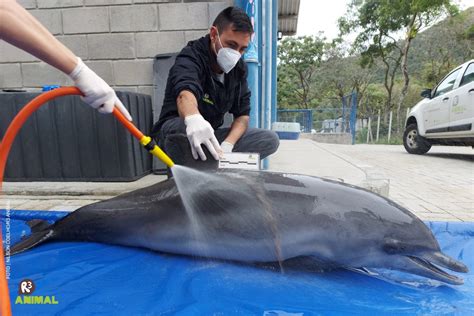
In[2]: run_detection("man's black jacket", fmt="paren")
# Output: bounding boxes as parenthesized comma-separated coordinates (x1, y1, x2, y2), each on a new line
(153, 34, 251, 133)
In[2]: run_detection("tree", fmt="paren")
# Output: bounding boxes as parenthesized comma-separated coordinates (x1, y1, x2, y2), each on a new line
(277, 36, 325, 109)
(339, 0, 458, 130)
(321, 40, 375, 110)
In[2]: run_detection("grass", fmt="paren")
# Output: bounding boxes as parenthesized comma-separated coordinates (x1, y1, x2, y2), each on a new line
(356, 128, 403, 145)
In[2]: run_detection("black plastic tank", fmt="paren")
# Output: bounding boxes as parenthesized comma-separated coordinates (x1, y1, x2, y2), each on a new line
(0, 91, 153, 181)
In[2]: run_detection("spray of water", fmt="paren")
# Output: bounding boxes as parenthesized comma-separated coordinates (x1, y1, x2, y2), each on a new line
(171, 164, 284, 269)
(171, 165, 216, 256)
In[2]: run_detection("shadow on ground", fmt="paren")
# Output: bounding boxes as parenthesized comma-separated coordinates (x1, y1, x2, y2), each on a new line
(426, 152, 474, 162)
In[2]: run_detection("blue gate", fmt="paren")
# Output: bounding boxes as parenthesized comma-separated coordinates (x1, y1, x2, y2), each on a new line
(342, 92, 358, 145)
(276, 109, 313, 133)
(277, 93, 358, 144)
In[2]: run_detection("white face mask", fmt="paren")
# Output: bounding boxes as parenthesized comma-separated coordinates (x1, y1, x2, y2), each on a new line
(214, 30, 241, 74)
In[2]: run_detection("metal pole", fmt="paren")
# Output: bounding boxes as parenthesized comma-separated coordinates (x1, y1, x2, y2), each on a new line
(366, 117, 371, 143)
(264, 0, 272, 130)
(350, 92, 357, 144)
(260, 0, 266, 129)
(235, 0, 259, 128)
(271, 0, 278, 124)
(388, 111, 393, 143)
(341, 96, 346, 133)
(376, 109, 380, 142)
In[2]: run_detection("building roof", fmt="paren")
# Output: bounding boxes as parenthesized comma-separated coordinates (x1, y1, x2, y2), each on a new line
(278, 0, 300, 36)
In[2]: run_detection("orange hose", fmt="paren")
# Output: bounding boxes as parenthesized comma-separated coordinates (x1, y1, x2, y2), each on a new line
(112, 108, 144, 140)
(0, 87, 81, 191)
(0, 224, 9, 316)
(0, 87, 149, 316)
(0, 87, 81, 316)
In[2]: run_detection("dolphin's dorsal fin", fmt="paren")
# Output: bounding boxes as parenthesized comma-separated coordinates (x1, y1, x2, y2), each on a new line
(164, 134, 219, 171)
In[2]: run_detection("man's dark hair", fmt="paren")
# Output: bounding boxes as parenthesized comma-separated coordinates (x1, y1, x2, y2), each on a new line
(212, 6, 253, 34)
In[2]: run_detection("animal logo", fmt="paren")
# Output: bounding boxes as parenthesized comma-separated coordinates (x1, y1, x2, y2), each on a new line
(18, 279, 35, 295)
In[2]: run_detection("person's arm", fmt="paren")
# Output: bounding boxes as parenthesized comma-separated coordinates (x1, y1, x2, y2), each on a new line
(177, 90, 221, 161)
(221, 115, 249, 151)
(169, 51, 221, 161)
(177, 90, 200, 118)
(0, 0, 76, 73)
(0, 0, 132, 120)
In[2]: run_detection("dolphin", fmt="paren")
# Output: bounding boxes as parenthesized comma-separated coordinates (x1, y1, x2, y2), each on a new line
(7, 135, 468, 285)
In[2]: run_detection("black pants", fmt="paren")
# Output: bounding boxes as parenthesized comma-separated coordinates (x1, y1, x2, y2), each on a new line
(156, 117, 280, 160)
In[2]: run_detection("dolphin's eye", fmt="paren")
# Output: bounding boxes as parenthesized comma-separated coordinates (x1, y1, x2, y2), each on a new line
(383, 238, 404, 254)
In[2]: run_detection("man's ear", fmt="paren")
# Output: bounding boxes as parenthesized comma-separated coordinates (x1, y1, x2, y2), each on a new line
(209, 26, 218, 42)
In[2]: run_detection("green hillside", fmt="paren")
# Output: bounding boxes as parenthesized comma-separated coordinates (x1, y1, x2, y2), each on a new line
(408, 6, 474, 85)
(277, 6, 473, 142)
(278, 6, 474, 111)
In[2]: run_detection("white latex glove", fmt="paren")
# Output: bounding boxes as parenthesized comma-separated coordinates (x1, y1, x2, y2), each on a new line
(184, 114, 221, 161)
(68, 58, 132, 121)
(220, 141, 234, 153)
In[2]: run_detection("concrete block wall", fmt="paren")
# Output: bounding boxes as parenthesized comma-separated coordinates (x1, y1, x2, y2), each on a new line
(0, 0, 232, 96)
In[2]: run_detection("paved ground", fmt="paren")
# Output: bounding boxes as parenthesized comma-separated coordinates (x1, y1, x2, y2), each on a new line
(1, 174, 166, 212)
(268, 138, 366, 185)
(317, 143, 473, 222)
(1, 138, 472, 222)
(270, 138, 472, 221)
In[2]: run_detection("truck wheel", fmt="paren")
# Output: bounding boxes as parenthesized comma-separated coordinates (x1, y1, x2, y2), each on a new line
(403, 124, 431, 154)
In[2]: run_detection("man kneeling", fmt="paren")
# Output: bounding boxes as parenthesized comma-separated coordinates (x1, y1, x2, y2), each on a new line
(151, 6, 279, 163)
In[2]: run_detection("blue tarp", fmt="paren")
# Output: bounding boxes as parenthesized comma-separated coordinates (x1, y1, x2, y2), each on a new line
(1, 209, 473, 315)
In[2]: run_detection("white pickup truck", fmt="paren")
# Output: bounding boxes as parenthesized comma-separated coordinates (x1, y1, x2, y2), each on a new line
(404, 59, 474, 154)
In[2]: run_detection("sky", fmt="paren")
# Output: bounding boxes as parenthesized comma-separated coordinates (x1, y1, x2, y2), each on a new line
(296, 0, 474, 40)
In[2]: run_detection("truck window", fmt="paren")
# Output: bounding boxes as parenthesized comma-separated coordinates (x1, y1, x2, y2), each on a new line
(460, 63, 474, 87)
(434, 68, 461, 97)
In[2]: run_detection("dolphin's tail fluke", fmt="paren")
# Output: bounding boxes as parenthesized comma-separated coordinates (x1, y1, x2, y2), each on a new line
(7, 220, 55, 256)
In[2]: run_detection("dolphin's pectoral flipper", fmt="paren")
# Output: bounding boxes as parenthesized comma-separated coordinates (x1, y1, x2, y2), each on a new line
(253, 256, 336, 273)
(346, 267, 380, 277)
(284, 256, 338, 273)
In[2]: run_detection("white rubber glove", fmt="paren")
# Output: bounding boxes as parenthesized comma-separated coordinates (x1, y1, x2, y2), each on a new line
(184, 114, 221, 161)
(220, 141, 234, 153)
(68, 57, 132, 121)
